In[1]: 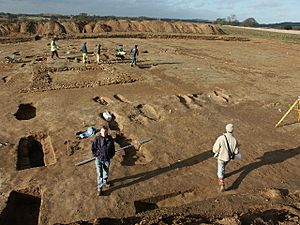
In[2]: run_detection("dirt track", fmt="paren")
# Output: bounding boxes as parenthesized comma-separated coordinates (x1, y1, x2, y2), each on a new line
(0, 33, 299, 225)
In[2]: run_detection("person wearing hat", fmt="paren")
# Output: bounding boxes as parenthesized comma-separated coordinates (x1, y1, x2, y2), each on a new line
(91, 125, 115, 196)
(212, 124, 239, 192)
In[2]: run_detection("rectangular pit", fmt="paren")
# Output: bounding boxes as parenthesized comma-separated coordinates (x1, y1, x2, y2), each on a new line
(16, 134, 56, 170)
(0, 190, 41, 225)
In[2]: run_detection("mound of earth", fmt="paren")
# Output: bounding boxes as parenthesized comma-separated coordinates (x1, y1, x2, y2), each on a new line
(0, 19, 224, 36)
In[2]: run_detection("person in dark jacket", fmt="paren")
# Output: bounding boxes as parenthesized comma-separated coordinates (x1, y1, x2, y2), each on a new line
(91, 125, 115, 195)
(80, 42, 88, 63)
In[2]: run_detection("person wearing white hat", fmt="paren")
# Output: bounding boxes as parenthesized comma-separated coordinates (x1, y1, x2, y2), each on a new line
(213, 124, 239, 192)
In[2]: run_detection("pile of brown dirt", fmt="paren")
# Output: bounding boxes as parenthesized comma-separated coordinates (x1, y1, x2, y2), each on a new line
(61, 21, 85, 33)
(0, 23, 20, 36)
(36, 21, 67, 35)
(0, 19, 224, 36)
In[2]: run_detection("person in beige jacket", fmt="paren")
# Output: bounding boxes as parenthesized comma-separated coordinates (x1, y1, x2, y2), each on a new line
(213, 124, 239, 192)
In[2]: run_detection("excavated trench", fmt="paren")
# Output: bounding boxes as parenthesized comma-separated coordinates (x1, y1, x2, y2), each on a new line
(0, 190, 41, 225)
(16, 136, 45, 170)
(106, 114, 138, 166)
(14, 104, 36, 120)
(133, 191, 187, 214)
(115, 133, 137, 166)
(134, 201, 159, 214)
(16, 134, 57, 170)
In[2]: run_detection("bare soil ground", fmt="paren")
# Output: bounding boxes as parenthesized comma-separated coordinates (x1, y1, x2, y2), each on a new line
(0, 32, 299, 225)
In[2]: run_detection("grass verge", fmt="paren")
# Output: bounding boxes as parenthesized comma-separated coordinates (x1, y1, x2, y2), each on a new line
(222, 26, 300, 44)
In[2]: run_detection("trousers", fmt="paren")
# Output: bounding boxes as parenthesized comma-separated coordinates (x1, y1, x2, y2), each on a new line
(217, 159, 228, 179)
(95, 158, 110, 191)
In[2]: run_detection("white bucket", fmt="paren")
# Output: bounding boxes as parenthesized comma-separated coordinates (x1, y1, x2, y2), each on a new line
(102, 111, 112, 122)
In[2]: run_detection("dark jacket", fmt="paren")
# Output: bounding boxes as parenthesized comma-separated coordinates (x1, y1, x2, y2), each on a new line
(81, 44, 88, 53)
(92, 135, 115, 161)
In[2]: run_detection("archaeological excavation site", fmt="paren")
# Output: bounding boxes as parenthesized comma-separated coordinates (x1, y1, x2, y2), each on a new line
(0, 18, 299, 225)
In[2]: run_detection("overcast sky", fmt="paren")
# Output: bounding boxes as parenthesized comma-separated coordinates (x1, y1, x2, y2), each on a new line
(0, 0, 299, 23)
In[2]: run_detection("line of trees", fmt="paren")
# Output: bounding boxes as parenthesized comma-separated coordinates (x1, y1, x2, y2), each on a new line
(214, 14, 259, 27)
(213, 14, 300, 30)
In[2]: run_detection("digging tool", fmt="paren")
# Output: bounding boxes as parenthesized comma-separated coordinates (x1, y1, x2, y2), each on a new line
(275, 96, 300, 128)
(75, 138, 153, 166)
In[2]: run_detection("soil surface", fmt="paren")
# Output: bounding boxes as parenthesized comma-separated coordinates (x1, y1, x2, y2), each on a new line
(0, 29, 299, 225)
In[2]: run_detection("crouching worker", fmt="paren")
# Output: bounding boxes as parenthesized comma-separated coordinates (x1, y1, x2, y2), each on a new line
(213, 124, 239, 192)
(92, 125, 115, 196)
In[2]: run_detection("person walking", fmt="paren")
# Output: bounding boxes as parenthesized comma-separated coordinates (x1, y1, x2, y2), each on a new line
(50, 38, 59, 59)
(130, 44, 139, 66)
(80, 42, 88, 63)
(212, 124, 239, 192)
(91, 125, 115, 196)
(94, 44, 101, 63)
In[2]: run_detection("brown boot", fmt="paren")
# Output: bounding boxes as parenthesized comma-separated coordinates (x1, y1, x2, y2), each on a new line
(219, 184, 225, 192)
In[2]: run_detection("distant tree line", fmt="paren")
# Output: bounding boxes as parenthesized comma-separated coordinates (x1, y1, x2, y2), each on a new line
(213, 14, 300, 30)
(214, 15, 259, 27)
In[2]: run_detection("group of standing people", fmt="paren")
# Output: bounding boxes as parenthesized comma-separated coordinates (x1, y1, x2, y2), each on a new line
(50, 38, 139, 66)
(91, 123, 240, 196)
(79, 42, 99, 63)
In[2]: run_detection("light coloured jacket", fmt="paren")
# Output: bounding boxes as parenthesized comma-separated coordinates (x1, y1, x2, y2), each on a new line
(51, 41, 58, 51)
(213, 132, 239, 162)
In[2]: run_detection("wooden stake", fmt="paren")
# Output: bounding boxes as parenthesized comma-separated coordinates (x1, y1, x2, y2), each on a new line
(275, 99, 298, 128)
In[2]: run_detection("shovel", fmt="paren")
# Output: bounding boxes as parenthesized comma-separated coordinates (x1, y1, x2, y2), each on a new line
(75, 138, 153, 166)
